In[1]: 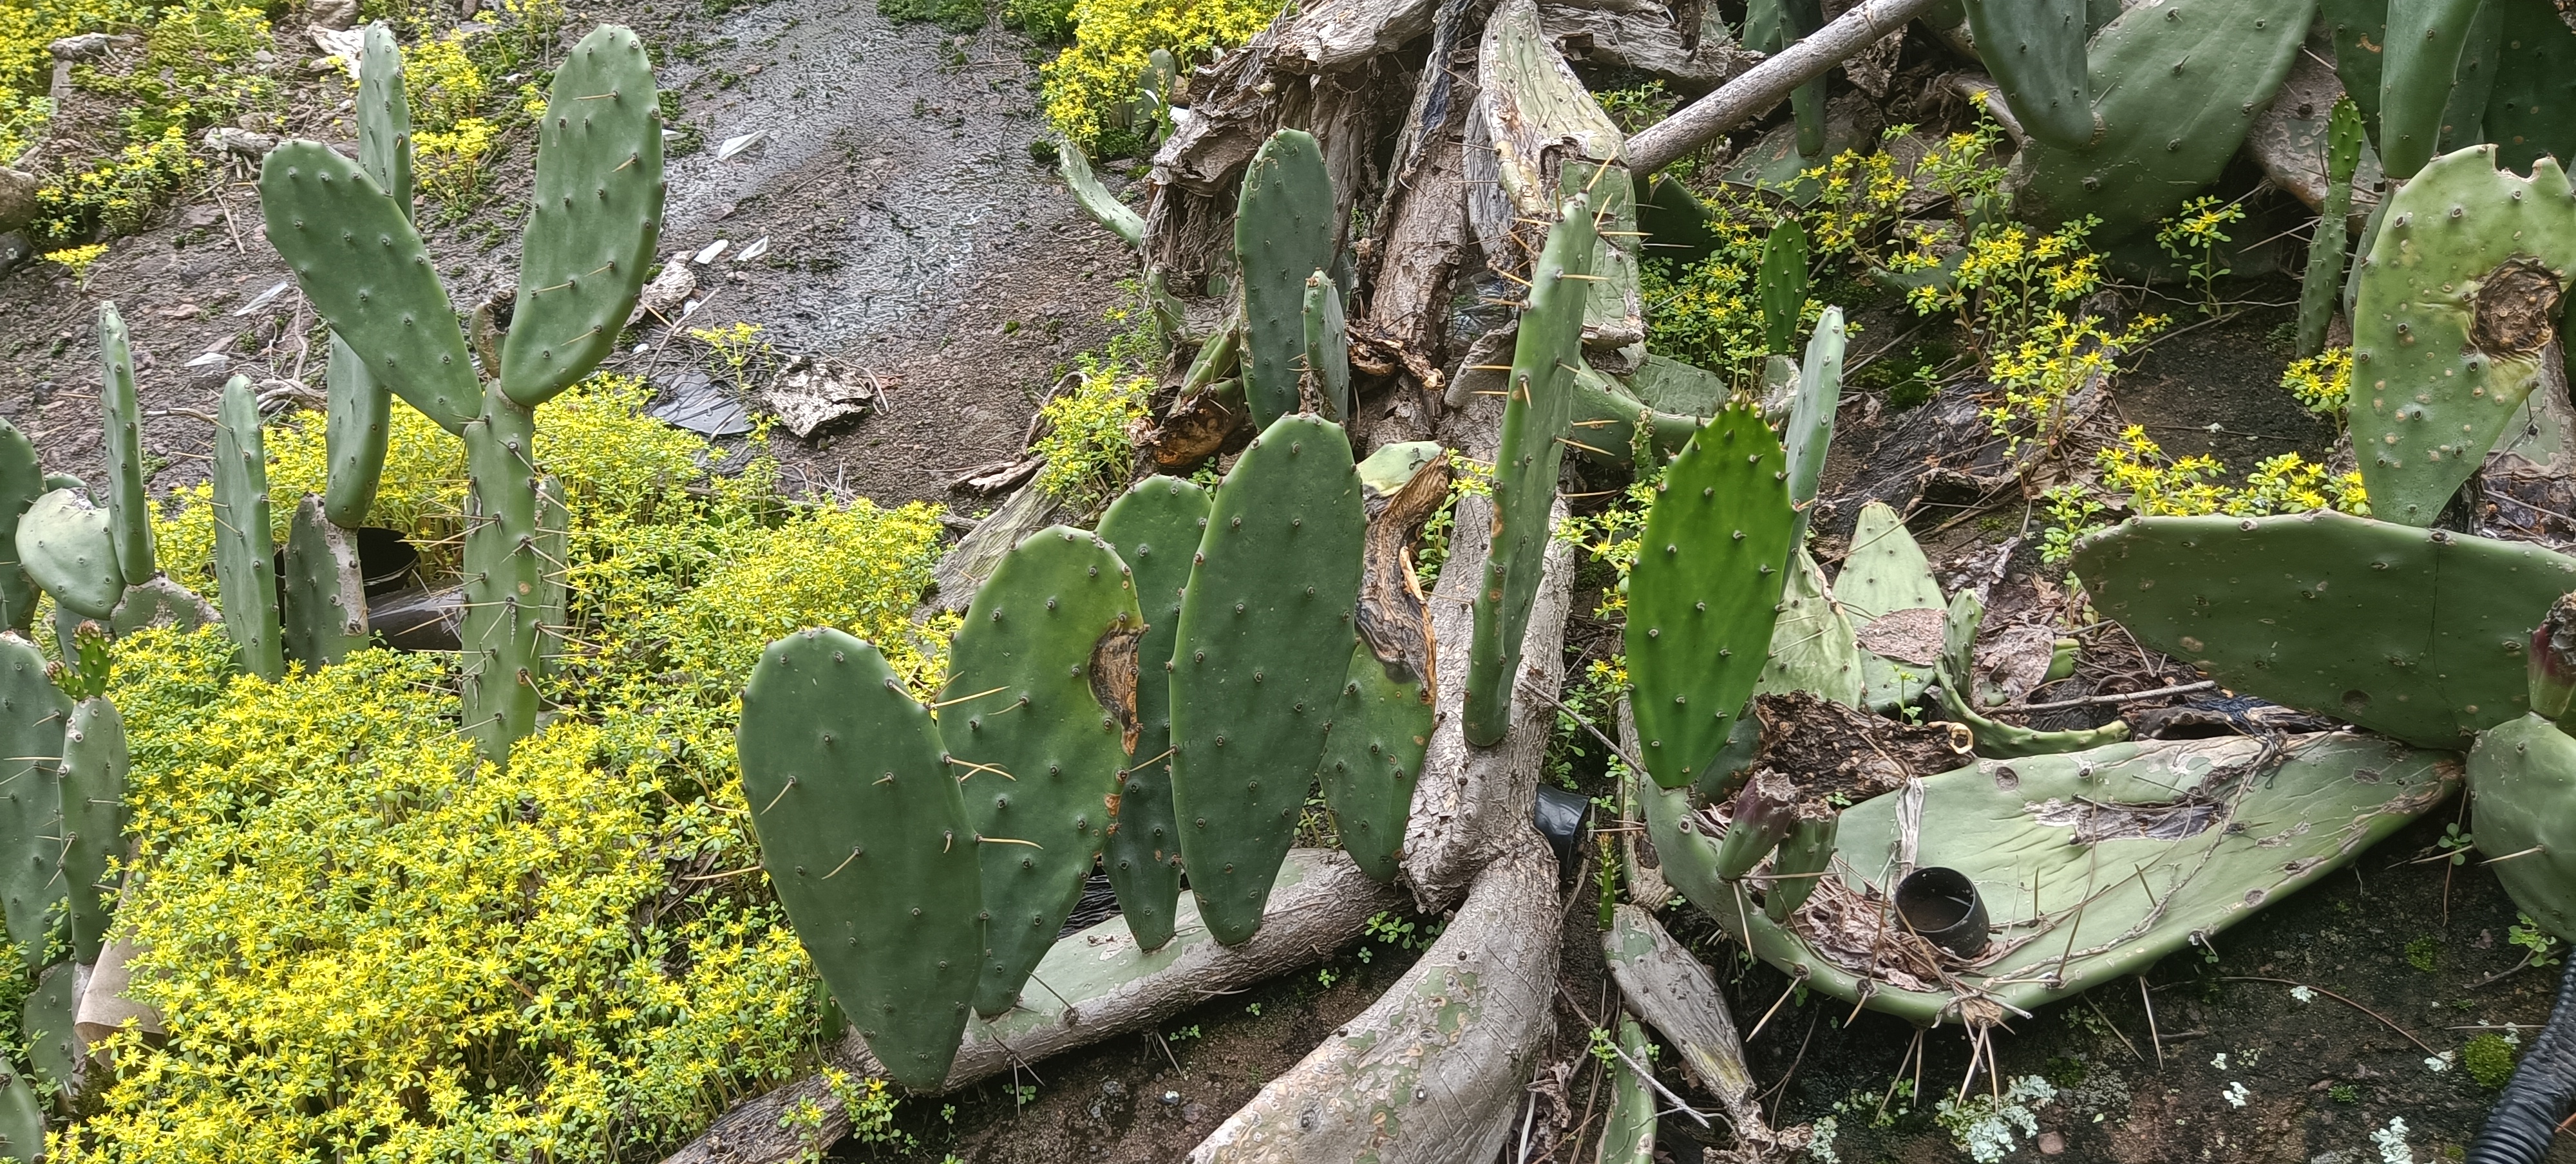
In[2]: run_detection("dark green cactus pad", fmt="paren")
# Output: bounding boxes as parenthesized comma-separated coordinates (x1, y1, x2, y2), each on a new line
(0, 1046, 44, 1161)
(323, 331, 391, 530)
(1757, 221, 1808, 356)
(1563, 161, 1641, 352)
(1170, 414, 1365, 945)
(1233, 130, 1336, 429)
(2469, 714, 2576, 939)
(2434, 0, 2502, 157)
(2321, 0, 2386, 142)
(2296, 98, 2365, 359)
(2485, 0, 2576, 174)
(16, 489, 123, 621)
(0, 421, 43, 633)
(1092, 476, 1211, 952)
(1780, 0, 1826, 156)
(0, 634, 62, 972)
(1763, 814, 1836, 923)
(214, 375, 283, 680)
(1965, 0, 2096, 148)
(59, 695, 126, 964)
(357, 23, 412, 212)
(2348, 146, 2576, 525)
(1626, 404, 1795, 791)
(1566, 367, 1698, 468)
(258, 141, 480, 433)
(738, 628, 983, 1092)
(1631, 352, 1726, 418)
(2010, 0, 2313, 241)
(97, 303, 154, 583)
(282, 494, 368, 670)
(21, 961, 77, 1100)
(1464, 196, 1596, 747)
(1783, 305, 1844, 540)
(460, 391, 544, 766)
(941, 525, 1144, 1017)
(1302, 271, 1352, 424)
(2073, 510, 2576, 749)
(106, 576, 217, 639)
(2378, 0, 2485, 179)
(501, 26, 663, 408)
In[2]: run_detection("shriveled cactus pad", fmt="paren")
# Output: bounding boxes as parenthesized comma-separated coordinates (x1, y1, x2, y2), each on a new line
(1648, 733, 2458, 1024)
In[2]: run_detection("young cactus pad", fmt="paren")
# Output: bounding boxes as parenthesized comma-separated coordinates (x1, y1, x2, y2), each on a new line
(940, 526, 1144, 1017)
(96, 303, 155, 583)
(1782, 305, 1845, 541)
(281, 495, 370, 670)
(500, 26, 664, 408)
(1465, 194, 1596, 746)
(0, 422, 46, 632)
(214, 375, 285, 681)
(323, 22, 410, 528)
(2296, 97, 2366, 359)
(1317, 442, 1449, 882)
(1302, 271, 1352, 424)
(1092, 476, 1212, 952)
(2347, 145, 2576, 525)
(58, 690, 128, 964)
(2072, 510, 2576, 749)
(1626, 404, 1795, 791)
(0, 634, 62, 971)
(1963, 0, 2096, 148)
(1169, 414, 1365, 945)
(1757, 220, 1808, 356)
(1233, 130, 1336, 429)
(459, 391, 546, 766)
(737, 629, 983, 1092)
(16, 489, 124, 621)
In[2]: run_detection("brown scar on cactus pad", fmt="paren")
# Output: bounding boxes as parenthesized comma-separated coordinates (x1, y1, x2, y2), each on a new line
(2471, 256, 2568, 355)
(1090, 623, 1145, 755)
(1747, 691, 1975, 813)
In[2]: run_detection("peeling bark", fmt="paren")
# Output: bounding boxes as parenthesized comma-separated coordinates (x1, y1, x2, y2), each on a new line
(1601, 905, 1781, 1147)
(1537, 1, 1758, 90)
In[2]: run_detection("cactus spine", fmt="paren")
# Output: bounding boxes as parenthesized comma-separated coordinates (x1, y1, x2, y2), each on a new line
(940, 526, 1143, 1017)
(0, 424, 43, 633)
(0, 634, 62, 970)
(1091, 476, 1211, 951)
(1169, 414, 1365, 945)
(1626, 404, 1796, 791)
(2296, 98, 2365, 359)
(1233, 131, 1336, 429)
(96, 305, 154, 583)
(324, 22, 412, 528)
(1465, 195, 1597, 746)
(737, 629, 983, 1091)
(1964, 0, 2096, 148)
(281, 495, 368, 669)
(213, 375, 285, 680)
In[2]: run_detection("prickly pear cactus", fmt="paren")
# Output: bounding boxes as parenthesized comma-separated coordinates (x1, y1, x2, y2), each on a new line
(213, 375, 283, 680)
(1169, 414, 1365, 945)
(1302, 271, 1352, 423)
(1780, 0, 1826, 156)
(59, 688, 127, 964)
(500, 26, 663, 408)
(97, 303, 155, 583)
(357, 23, 412, 211)
(2297, 97, 2365, 359)
(1783, 305, 1844, 541)
(1465, 196, 1596, 746)
(535, 475, 569, 680)
(1636, 174, 1718, 268)
(2468, 714, 2576, 939)
(941, 526, 1143, 1017)
(1627, 404, 1796, 791)
(460, 391, 544, 766)
(1092, 476, 1211, 951)
(2347, 145, 2576, 525)
(0, 422, 42, 633)
(258, 142, 480, 433)
(1757, 221, 1808, 356)
(0, 634, 62, 970)
(1763, 814, 1836, 922)
(1755, 547, 1864, 704)
(1934, 588, 2126, 756)
(1567, 366, 1700, 468)
(1234, 130, 1336, 429)
(1317, 442, 1448, 883)
(16, 489, 123, 621)
(0, 1047, 43, 1163)
(1056, 135, 1144, 250)
(2010, 0, 2315, 240)
(1964, 0, 2096, 148)
(107, 575, 218, 639)
(22, 961, 76, 1098)
(737, 629, 983, 1091)
(323, 23, 411, 529)
(2377, 0, 2485, 180)
(2486, 0, 2576, 173)
(2073, 510, 2576, 749)
(1837, 502, 1943, 621)
(282, 494, 368, 670)
(2322, 0, 2385, 142)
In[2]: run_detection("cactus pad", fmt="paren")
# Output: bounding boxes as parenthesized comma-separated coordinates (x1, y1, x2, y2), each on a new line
(2485, 0, 2576, 174)
(0, 422, 43, 632)
(1169, 414, 1365, 944)
(0, 634, 61, 970)
(2072, 510, 2576, 749)
(501, 26, 663, 408)
(460, 391, 544, 765)
(1092, 476, 1211, 951)
(59, 692, 126, 963)
(2469, 714, 2576, 940)
(96, 303, 155, 583)
(2376, 0, 2485, 180)
(1302, 271, 1352, 423)
(941, 525, 1143, 1016)
(1964, 0, 2096, 148)
(16, 489, 123, 621)
(1318, 443, 1448, 881)
(1627, 404, 1796, 791)
(214, 375, 284, 679)
(323, 332, 392, 529)
(1783, 306, 1845, 540)
(2347, 145, 2576, 525)
(282, 495, 369, 669)
(1934, 588, 2126, 756)
(1233, 130, 1336, 429)
(1754, 546, 1864, 704)
(737, 629, 983, 1091)
(107, 576, 218, 639)
(357, 23, 412, 211)
(1757, 221, 1808, 355)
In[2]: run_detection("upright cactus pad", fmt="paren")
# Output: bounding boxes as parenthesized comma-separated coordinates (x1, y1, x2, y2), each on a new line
(2485, 0, 2576, 173)
(2470, 714, 2576, 940)
(1837, 502, 1943, 622)
(58, 690, 127, 964)
(323, 332, 392, 529)
(16, 489, 124, 621)
(460, 391, 544, 766)
(1233, 130, 1336, 429)
(941, 526, 1143, 1017)
(1318, 442, 1448, 882)
(1757, 221, 1808, 356)
(1056, 135, 1144, 250)
(0, 1047, 42, 1162)
(1465, 196, 1596, 746)
(737, 629, 983, 1091)
(214, 375, 283, 680)
(258, 142, 480, 433)
(2010, 0, 2314, 239)
(282, 495, 368, 669)
(2322, 0, 2386, 141)
(1755, 547, 1864, 704)
(1627, 404, 1796, 791)
(0, 634, 62, 970)
(0, 422, 43, 632)
(96, 303, 154, 583)
(2347, 146, 2576, 525)
(2072, 510, 2576, 749)
(22, 961, 76, 1098)
(1636, 174, 1718, 267)
(1783, 306, 1845, 541)
(1302, 271, 1352, 423)
(1169, 414, 1365, 945)
(2377, 0, 2485, 180)
(1964, 0, 2096, 148)
(1091, 476, 1211, 951)
(501, 26, 663, 408)
(357, 23, 412, 210)
(2297, 98, 2365, 359)
(1780, 0, 1826, 156)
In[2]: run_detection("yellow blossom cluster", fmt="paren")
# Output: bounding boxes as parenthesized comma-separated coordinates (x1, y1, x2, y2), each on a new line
(1040, 0, 1282, 152)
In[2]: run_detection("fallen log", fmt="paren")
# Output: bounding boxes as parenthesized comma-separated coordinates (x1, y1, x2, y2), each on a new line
(1625, 0, 1951, 175)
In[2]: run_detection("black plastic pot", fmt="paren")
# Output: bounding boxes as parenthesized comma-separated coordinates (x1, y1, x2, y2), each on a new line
(1533, 784, 1591, 870)
(367, 585, 462, 652)
(1895, 866, 1990, 959)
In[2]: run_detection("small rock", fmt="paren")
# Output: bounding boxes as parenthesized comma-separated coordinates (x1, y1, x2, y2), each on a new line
(158, 303, 202, 320)
(627, 261, 696, 328)
(762, 355, 882, 438)
(307, 0, 360, 30)
(1180, 1102, 1204, 1124)
(1160, 1091, 1179, 1105)
(0, 169, 37, 234)
(2038, 1131, 2065, 1155)
(48, 33, 140, 60)
(200, 127, 276, 158)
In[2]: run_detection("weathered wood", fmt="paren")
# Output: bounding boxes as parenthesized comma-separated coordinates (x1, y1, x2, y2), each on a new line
(1625, 0, 1951, 174)
(1361, 0, 1480, 363)
(1269, 0, 1446, 73)
(2242, 32, 2383, 225)
(1185, 836, 1562, 1163)
(1538, 1, 1758, 90)
(1468, 0, 1624, 255)
(926, 478, 1065, 612)
(659, 850, 1405, 1164)
(1601, 904, 1776, 1142)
